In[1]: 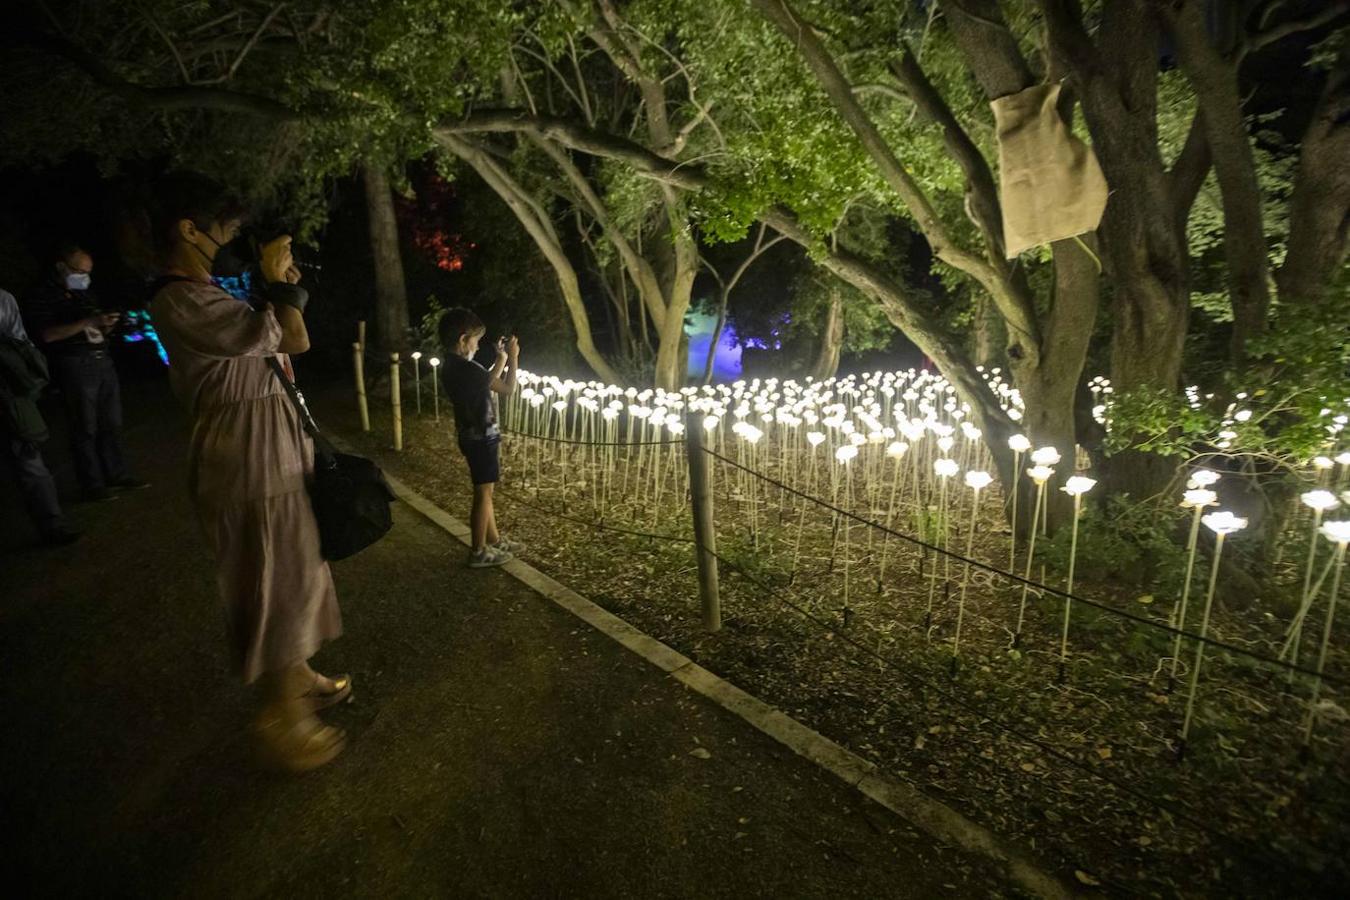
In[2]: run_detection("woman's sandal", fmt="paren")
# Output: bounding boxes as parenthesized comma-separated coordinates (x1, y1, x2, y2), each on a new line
(302, 673, 353, 710)
(254, 712, 347, 774)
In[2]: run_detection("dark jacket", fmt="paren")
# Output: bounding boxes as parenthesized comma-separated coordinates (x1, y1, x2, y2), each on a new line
(0, 336, 51, 442)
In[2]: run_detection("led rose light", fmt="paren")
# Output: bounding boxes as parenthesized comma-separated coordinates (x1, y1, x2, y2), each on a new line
(1302, 490, 1340, 512)
(807, 432, 826, 447)
(1313, 456, 1335, 470)
(964, 470, 993, 491)
(1061, 475, 1097, 497)
(934, 458, 959, 478)
(429, 357, 441, 421)
(1057, 475, 1097, 678)
(835, 445, 858, 464)
(937, 436, 955, 454)
(1031, 446, 1061, 467)
(1181, 488, 1218, 508)
(703, 415, 720, 432)
(1026, 465, 1054, 484)
(1181, 510, 1247, 749)
(1321, 520, 1350, 544)
(886, 441, 908, 458)
(1189, 469, 1221, 488)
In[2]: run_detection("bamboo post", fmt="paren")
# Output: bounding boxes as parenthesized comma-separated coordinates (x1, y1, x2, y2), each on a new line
(687, 415, 722, 633)
(357, 319, 367, 352)
(390, 352, 402, 451)
(352, 342, 370, 432)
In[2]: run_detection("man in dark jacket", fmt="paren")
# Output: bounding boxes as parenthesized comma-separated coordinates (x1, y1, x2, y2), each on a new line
(0, 288, 79, 544)
(24, 244, 147, 501)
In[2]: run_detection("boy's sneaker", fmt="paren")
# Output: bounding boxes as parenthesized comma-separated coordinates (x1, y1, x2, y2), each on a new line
(493, 536, 525, 554)
(468, 545, 513, 569)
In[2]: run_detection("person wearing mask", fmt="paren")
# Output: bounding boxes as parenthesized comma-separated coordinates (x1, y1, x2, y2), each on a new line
(23, 244, 148, 501)
(0, 287, 80, 545)
(146, 172, 349, 773)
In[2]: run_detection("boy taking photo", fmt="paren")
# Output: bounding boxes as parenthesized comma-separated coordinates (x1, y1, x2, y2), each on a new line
(437, 307, 523, 568)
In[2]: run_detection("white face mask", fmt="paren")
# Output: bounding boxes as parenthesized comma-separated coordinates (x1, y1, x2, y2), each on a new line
(64, 272, 91, 291)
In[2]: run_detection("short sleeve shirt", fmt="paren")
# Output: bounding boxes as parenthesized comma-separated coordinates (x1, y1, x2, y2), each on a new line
(441, 354, 498, 441)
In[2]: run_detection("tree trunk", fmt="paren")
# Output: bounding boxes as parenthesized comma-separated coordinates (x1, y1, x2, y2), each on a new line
(361, 166, 409, 354)
(810, 290, 844, 380)
(971, 293, 1004, 369)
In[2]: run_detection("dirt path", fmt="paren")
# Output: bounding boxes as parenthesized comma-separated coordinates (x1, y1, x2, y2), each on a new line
(0, 375, 1014, 898)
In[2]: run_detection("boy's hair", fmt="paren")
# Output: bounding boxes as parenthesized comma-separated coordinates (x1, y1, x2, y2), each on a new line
(438, 306, 486, 349)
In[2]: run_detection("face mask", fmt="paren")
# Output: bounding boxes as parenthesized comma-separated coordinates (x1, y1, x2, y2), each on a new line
(64, 272, 91, 291)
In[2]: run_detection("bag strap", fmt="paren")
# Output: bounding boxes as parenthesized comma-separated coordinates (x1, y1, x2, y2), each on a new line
(265, 357, 336, 457)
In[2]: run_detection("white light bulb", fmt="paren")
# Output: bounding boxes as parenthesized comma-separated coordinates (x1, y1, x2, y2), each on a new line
(429, 357, 441, 368)
(1321, 520, 1350, 545)
(964, 470, 993, 491)
(1031, 446, 1061, 466)
(1181, 489, 1217, 509)
(1202, 511, 1247, 535)
(1026, 465, 1054, 484)
(1189, 469, 1221, 487)
(1301, 490, 1340, 512)
(1062, 475, 1097, 497)
(411, 351, 422, 361)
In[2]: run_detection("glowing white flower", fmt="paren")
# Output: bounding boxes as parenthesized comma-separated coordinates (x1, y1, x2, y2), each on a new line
(886, 441, 908, 458)
(1026, 465, 1054, 484)
(703, 415, 720, 432)
(1008, 434, 1031, 453)
(1062, 475, 1097, 497)
(1189, 469, 1221, 487)
(411, 351, 422, 361)
(835, 445, 858, 464)
(1031, 446, 1061, 466)
(1181, 489, 1217, 509)
(1313, 456, 1335, 470)
(1337, 452, 1350, 466)
(807, 432, 826, 447)
(1301, 490, 1340, 512)
(1202, 511, 1247, 535)
(934, 458, 959, 478)
(1321, 521, 1350, 545)
(964, 470, 993, 491)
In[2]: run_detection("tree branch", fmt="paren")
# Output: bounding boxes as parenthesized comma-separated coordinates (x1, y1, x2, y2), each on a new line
(10, 24, 300, 120)
(1168, 110, 1212, 227)
(1246, 0, 1350, 54)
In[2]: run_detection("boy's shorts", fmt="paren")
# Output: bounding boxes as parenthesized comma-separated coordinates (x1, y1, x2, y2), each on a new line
(459, 436, 501, 485)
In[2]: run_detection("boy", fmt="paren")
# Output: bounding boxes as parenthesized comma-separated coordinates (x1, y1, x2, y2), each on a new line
(437, 307, 523, 568)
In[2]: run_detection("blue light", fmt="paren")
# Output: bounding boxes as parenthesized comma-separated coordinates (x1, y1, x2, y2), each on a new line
(120, 309, 169, 365)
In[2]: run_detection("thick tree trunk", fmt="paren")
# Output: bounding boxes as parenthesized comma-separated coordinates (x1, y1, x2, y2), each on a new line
(361, 166, 409, 354)
(971, 293, 1004, 369)
(810, 290, 844, 380)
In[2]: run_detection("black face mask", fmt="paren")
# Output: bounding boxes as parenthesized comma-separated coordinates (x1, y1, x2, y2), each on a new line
(210, 240, 251, 279)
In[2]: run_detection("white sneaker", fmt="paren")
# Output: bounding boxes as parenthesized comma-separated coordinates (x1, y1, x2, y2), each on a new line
(468, 545, 513, 568)
(493, 536, 525, 554)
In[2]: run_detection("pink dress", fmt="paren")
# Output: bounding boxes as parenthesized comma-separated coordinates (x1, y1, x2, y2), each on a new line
(150, 280, 341, 683)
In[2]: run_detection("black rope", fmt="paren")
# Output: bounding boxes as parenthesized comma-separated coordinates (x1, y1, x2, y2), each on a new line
(703, 447, 1347, 689)
(495, 485, 694, 545)
(706, 546, 1291, 869)
(501, 427, 682, 447)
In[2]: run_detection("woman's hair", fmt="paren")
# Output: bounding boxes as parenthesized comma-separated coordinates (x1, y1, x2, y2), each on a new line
(148, 171, 248, 260)
(438, 307, 486, 349)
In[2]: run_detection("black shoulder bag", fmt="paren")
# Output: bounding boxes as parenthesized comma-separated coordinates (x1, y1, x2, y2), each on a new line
(266, 358, 394, 561)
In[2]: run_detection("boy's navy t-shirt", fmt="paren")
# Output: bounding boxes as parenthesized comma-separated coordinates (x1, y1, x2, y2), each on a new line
(441, 353, 499, 441)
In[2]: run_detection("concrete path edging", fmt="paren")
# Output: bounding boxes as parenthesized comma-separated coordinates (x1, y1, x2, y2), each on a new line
(359, 455, 1072, 899)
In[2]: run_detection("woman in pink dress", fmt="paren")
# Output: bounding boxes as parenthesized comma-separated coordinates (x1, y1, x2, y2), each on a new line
(147, 172, 348, 772)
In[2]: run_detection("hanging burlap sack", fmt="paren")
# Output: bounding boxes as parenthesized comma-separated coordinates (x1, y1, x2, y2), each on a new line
(991, 82, 1108, 259)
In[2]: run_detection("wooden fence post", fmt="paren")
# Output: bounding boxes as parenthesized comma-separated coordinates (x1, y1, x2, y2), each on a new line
(390, 352, 402, 451)
(687, 414, 722, 633)
(353, 341, 370, 432)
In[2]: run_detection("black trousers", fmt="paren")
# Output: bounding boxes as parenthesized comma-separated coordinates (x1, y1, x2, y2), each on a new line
(2, 436, 65, 533)
(50, 352, 130, 492)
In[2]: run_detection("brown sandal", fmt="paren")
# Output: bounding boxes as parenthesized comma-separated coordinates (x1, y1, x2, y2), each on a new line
(254, 711, 347, 773)
(302, 673, 353, 710)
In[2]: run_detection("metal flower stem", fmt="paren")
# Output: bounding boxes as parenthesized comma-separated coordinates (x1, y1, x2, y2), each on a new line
(431, 371, 440, 421)
(877, 453, 906, 589)
(1014, 479, 1047, 646)
(1302, 540, 1347, 746)
(1180, 532, 1229, 748)
(1168, 504, 1208, 689)
(1285, 507, 1326, 676)
(926, 476, 949, 631)
(954, 486, 983, 659)
(1057, 492, 1084, 682)
(842, 461, 852, 623)
(1008, 450, 1024, 570)
(413, 358, 422, 415)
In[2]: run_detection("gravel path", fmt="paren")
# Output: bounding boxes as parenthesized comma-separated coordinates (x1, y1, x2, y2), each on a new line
(0, 375, 1014, 897)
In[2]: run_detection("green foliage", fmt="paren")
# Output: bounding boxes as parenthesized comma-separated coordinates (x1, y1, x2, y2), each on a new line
(1039, 497, 1189, 596)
